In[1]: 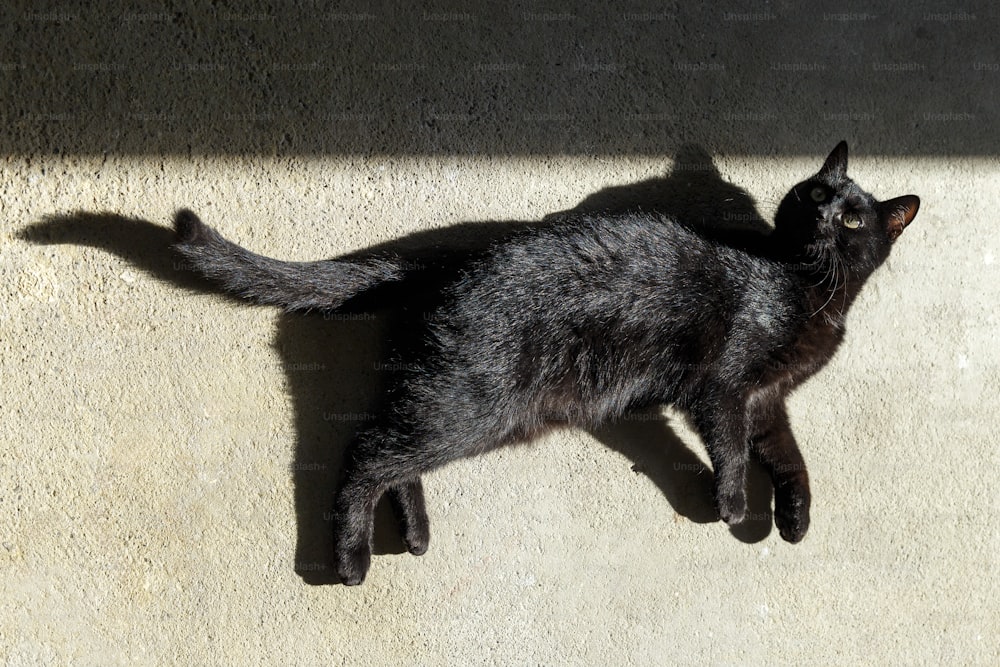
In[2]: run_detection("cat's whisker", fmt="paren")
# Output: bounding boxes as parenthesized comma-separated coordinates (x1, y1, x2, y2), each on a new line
(838, 253, 850, 315)
(806, 244, 843, 318)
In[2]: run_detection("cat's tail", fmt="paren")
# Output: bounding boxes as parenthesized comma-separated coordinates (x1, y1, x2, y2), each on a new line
(172, 209, 406, 312)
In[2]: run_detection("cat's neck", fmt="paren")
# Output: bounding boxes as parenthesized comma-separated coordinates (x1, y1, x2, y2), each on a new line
(795, 261, 870, 326)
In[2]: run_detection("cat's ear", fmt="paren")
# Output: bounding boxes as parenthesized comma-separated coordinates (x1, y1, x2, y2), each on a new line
(819, 141, 849, 179)
(878, 195, 920, 241)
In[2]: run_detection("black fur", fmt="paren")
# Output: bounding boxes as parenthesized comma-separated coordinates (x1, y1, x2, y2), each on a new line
(173, 208, 406, 311)
(172, 142, 919, 585)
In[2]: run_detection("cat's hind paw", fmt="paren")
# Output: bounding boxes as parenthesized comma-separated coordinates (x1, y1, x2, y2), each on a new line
(403, 525, 429, 556)
(335, 546, 372, 586)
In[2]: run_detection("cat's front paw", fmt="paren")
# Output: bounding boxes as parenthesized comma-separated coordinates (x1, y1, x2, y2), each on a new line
(716, 490, 748, 525)
(774, 486, 810, 543)
(335, 544, 372, 586)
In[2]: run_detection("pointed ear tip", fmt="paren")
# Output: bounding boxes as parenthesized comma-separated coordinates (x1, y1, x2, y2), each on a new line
(884, 195, 921, 212)
(820, 141, 849, 175)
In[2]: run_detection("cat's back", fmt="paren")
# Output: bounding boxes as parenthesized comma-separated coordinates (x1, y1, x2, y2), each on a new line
(468, 211, 785, 312)
(482, 212, 707, 286)
(433, 211, 801, 360)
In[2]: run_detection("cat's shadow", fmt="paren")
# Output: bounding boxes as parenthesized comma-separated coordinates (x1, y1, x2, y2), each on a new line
(21, 145, 776, 585)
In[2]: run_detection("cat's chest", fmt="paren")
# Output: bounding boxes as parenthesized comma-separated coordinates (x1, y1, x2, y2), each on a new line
(766, 315, 845, 389)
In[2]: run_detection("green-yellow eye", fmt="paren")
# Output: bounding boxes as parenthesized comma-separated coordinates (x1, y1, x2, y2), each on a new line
(842, 214, 863, 229)
(810, 187, 826, 202)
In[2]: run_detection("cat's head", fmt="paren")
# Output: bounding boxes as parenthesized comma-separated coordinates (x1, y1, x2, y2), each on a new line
(773, 141, 920, 274)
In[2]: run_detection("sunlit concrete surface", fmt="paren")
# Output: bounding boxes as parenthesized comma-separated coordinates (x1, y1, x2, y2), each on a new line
(4, 152, 997, 664)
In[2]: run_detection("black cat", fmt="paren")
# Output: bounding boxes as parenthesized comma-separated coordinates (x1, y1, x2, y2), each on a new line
(172, 142, 919, 585)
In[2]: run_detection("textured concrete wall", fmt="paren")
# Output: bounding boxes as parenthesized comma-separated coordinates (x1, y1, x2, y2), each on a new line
(3, 4, 998, 665)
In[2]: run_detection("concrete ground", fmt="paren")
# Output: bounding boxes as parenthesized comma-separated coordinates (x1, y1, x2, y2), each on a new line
(2, 4, 998, 666)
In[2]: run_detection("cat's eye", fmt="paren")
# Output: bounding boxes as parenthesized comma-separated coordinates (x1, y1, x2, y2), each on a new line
(809, 187, 827, 202)
(842, 214, 863, 230)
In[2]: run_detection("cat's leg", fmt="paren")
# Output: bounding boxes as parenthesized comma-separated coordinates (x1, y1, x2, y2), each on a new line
(331, 450, 383, 586)
(386, 478, 430, 556)
(332, 365, 512, 584)
(333, 422, 476, 585)
(748, 398, 810, 543)
(690, 389, 750, 525)
(332, 421, 413, 585)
